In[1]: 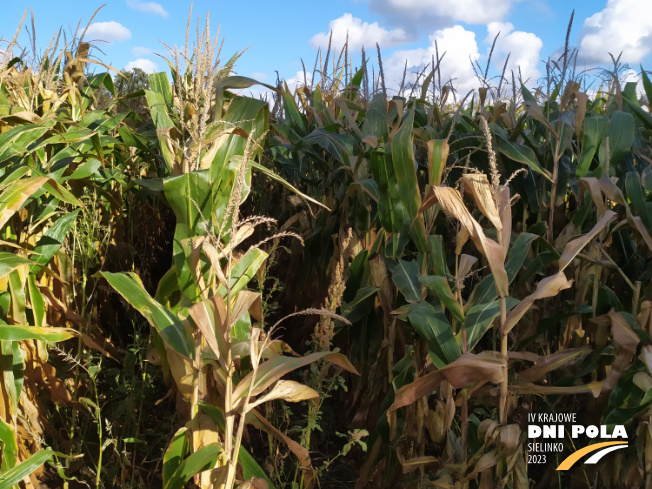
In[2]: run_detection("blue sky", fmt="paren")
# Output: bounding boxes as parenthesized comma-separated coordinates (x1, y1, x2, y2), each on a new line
(1, 0, 650, 96)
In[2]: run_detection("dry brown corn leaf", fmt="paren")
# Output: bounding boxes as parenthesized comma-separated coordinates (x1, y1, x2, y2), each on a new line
(496, 185, 512, 256)
(499, 424, 521, 453)
(609, 311, 641, 353)
(388, 351, 505, 414)
(503, 271, 573, 334)
(423, 186, 508, 296)
(518, 346, 592, 383)
(559, 210, 616, 271)
(509, 381, 603, 398)
(462, 173, 502, 231)
(246, 380, 318, 412)
(188, 295, 228, 366)
(399, 455, 439, 474)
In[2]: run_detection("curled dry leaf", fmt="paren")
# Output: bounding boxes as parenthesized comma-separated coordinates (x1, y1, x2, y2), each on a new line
(188, 295, 228, 367)
(579, 177, 626, 216)
(462, 173, 502, 231)
(227, 290, 263, 331)
(388, 351, 505, 414)
(640, 345, 652, 377)
(558, 210, 616, 271)
(518, 346, 592, 383)
(233, 351, 359, 402)
(422, 186, 508, 296)
(508, 381, 603, 398)
(498, 424, 521, 453)
(495, 185, 512, 256)
(609, 311, 641, 353)
(503, 272, 573, 334)
(633, 371, 652, 392)
(244, 380, 319, 412)
(399, 455, 439, 474)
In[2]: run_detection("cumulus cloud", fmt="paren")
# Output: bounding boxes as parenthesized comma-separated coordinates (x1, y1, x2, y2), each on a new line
(577, 0, 652, 65)
(85, 21, 131, 43)
(285, 70, 313, 92)
(370, 0, 513, 28)
(127, 0, 169, 18)
(310, 13, 411, 51)
(124, 58, 158, 74)
(132, 46, 153, 57)
(485, 22, 543, 83)
(622, 68, 646, 98)
(384, 25, 481, 96)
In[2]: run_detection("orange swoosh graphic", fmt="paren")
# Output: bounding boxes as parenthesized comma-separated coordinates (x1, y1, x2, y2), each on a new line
(556, 441, 628, 470)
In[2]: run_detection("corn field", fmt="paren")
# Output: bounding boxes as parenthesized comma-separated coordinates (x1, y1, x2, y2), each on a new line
(1, 9, 652, 489)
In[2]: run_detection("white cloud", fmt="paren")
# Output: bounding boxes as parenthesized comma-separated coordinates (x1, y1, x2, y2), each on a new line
(286, 70, 313, 92)
(311, 13, 411, 51)
(127, 0, 169, 18)
(85, 21, 131, 43)
(577, 0, 652, 65)
(622, 68, 646, 98)
(124, 58, 158, 74)
(132, 46, 154, 57)
(385, 25, 481, 96)
(370, 0, 513, 27)
(486, 22, 543, 83)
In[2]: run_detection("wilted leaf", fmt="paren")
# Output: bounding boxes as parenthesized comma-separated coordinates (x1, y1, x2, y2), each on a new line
(422, 186, 508, 296)
(233, 351, 358, 402)
(518, 346, 592, 382)
(388, 351, 505, 413)
(245, 380, 318, 411)
(503, 272, 573, 334)
(462, 173, 502, 231)
(558, 210, 617, 271)
(609, 312, 641, 353)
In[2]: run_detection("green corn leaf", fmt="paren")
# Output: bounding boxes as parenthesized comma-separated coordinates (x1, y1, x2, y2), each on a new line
(217, 248, 268, 298)
(390, 259, 421, 302)
(27, 275, 45, 329)
(470, 233, 539, 306)
(641, 66, 652, 106)
(464, 297, 518, 351)
(197, 403, 277, 488)
(407, 301, 460, 368)
(577, 115, 607, 178)
(419, 275, 464, 322)
(391, 107, 421, 220)
(0, 177, 49, 230)
(0, 254, 36, 282)
(99, 271, 194, 358)
(281, 84, 307, 137)
(163, 428, 189, 486)
(626, 171, 652, 233)
(251, 161, 328, 210)
(428, 139, 449, 187)
(598, 111, 635, 168)
(0, 448, 54, 489)
(31, 209, 80, 271)
(164, 444, 221, 489)
(0, 417, 17, 471)
(0, 324, 75, 342)
(495, 134, 552, 182)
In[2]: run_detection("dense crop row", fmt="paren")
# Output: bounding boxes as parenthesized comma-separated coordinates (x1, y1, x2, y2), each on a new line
(1, 10, 652, 489)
